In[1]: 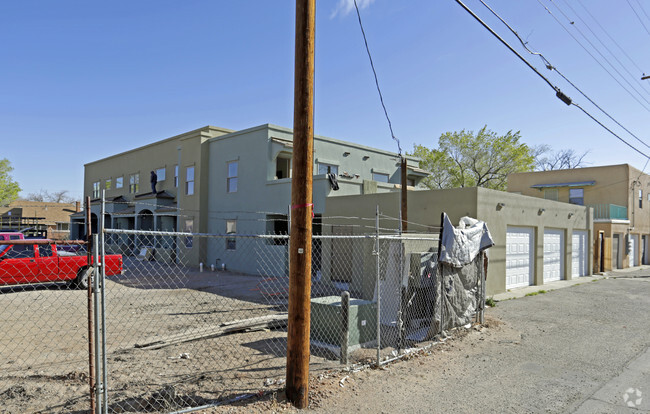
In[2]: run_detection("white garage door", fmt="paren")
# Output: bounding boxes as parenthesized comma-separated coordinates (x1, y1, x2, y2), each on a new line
(630, 234, 639, 267)
(544, 229, 564, 283)
(506, 227, 534, 289)
(572, 230, 588, 278)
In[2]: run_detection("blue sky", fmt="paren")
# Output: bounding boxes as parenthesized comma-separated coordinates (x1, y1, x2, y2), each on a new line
(2, 0, 650, 200)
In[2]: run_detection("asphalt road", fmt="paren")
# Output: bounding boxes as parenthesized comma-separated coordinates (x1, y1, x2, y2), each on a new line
(305, 271, 650, 413)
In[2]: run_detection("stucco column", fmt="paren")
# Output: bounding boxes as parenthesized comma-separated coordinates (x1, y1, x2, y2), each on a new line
(534, 225, 544, 286)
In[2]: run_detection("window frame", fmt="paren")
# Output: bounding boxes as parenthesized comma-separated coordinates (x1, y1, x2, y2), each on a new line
(185, 166, 195, 196)
(92, 181, 100, 198)
(155, 167, 166, 182)
(569, 188, 584, 205)
(129, 173, 139, 194)
(227, 161, 238, 193)
(318, 163, 338, 176)
(372, 172, 390, 183)
(116, 176, 124, 189)
(226, 219, 237, 250)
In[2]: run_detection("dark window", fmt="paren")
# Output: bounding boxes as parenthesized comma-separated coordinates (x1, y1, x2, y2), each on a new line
(569, 188, 584, 205)
(5, 245, 35, 259)
(267, 214, 289, 245)
(38, 245, 53, 258)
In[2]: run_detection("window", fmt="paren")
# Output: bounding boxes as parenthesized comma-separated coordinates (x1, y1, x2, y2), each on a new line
(186, 166, 195, 195)
(116, 176, 123, 189)
(174, 165, 179, 187)
(92, 181, 100, 198)
(155, 167, 166, 182)
(5, 244, 34, 259)
(38, 245, 53, 258)
(372, 172, 389, 183)
(275, 156, 291, 179)
(105, 179, 112, 190)
(266, 214, 289, 245)
(129, 174, 139, 194)
(569, 188, 584, 205)
(407, 178, 416, 187)
(226, 220, 237, 250)
(184, 219, 193, 248)
(227, 161, 238, 193)
(639, 189, 643, 209)
(56, 222, 69, 231)
(318, 163, 338, 175)
(544, 189, 559, 201)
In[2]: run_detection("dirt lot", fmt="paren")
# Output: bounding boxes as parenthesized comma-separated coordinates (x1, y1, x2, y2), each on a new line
(0, 262, 351, 414)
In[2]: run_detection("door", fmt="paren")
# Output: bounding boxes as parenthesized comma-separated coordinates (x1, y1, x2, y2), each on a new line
(612, 234, 621, 269)
(629, 234, 639, 267)
(572, 231, 588, 278)
(544, 229, 564, 282)
(506, 227, 534, 289)
(0, 244, 39, 285)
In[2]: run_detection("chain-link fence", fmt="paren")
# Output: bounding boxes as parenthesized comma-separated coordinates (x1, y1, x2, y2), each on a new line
(0, 207, 487, 413)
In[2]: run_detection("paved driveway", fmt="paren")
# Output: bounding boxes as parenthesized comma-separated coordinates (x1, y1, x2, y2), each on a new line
(306, 273, 650, 413)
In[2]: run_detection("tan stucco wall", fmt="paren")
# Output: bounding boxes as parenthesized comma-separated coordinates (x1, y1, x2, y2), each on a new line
(324, 187, 592, 297)
(509, 164, 650, 270)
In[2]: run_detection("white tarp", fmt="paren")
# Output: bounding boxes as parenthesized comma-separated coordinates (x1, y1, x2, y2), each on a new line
(439, 213, 494, 268)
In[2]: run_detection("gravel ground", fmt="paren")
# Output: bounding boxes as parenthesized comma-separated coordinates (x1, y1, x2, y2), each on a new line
(203, 273, 650, 413)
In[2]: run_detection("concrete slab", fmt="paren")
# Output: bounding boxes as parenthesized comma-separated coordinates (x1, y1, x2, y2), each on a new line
(574, 347, 649, 412)
(492, 274, 606, 301)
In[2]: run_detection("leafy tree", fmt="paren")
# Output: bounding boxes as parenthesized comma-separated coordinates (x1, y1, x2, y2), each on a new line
(25, 189, 76, 204)
(411, 126, 535, 191)
(0, 159, 21, 206)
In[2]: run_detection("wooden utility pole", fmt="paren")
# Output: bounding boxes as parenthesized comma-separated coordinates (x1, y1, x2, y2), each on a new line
(401, 157, 408, 232)
(286, 0, 315, 409)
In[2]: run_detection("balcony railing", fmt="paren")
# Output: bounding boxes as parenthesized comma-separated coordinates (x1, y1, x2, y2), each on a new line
(588, 204, 628, 220)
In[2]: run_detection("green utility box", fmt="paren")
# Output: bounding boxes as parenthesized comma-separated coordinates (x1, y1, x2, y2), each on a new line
(310, 296, 377, 353)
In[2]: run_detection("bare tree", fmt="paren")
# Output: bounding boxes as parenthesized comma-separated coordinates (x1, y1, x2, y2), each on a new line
(24, 189, 76, 203)
(535, 147, 590, 171)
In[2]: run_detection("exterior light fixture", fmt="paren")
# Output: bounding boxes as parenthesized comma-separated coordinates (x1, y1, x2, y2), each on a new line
(496, 202, 505, 210)
(568, 212, 574, 218)
(538, 208, 546, 215)
(343, 152, 351, 156)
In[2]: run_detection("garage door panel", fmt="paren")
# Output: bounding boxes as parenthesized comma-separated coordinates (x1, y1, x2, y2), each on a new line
(506, 227, 534, 289)
(544, 229, 564, 283)
(572, 231, 588, 277)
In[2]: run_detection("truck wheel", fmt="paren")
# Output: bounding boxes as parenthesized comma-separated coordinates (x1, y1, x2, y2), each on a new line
(75, 268, 93, 290)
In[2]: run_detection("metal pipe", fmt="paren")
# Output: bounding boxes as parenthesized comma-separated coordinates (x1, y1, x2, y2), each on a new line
(375, 205, 381, 367)
(100, 191, 108, 411)
(85, 197, 95, 414)
(92, 234, 102, 414)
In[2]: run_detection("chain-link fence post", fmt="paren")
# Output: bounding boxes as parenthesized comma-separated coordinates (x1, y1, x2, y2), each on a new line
(375, 205, 381, 367)
(92, 233, 103, 414)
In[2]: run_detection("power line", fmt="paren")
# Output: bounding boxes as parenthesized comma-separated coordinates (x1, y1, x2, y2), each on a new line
(627, 0, 650, 38)
(546, 0, 650, 107)
(353, 0, 402, 156)
(535, 0, 650, 113)
(576, 0, 647, 76)
(559, 0, 650, 96)
(633, 0, 650, 24)
(477, 0, 650, 150)
(453, 0, 650, 160)
(571, 103, 649, 159)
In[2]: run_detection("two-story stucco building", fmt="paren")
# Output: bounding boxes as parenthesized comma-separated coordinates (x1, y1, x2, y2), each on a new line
(508, 164, 650, 272)
(76, 123, 426, 269)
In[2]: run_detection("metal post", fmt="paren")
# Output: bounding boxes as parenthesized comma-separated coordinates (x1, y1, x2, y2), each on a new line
(100, 191, 108, 410)
(375, 205, 381, 366)
(92, 234, 102, 414)
(340, 291, 350, 365)
(482, 253, 488, 325)
(397, 209, 404, 352)
(401, 157, 408, 233)
(85, 197, 95, 414)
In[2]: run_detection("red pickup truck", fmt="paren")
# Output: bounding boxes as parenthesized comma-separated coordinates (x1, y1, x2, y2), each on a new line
(0, 240, 123, 289)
